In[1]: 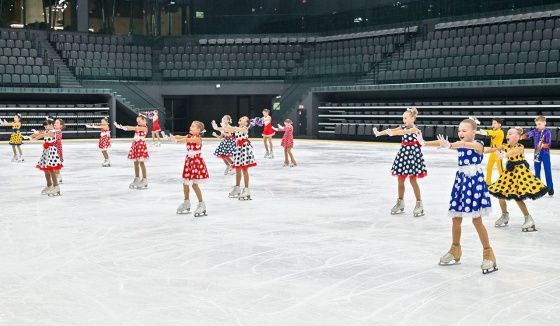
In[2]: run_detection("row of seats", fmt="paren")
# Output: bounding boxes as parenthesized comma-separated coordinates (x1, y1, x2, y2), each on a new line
(0, 39, 33, 49)
(435, 19, 560, 39)
(415, 35, 560, 52)
(62, 50, 152, 62)
(160, 52, 301, 63)
(0, 65, 51, 75)
(50, 32, 142, 48)
(57, 42, 151, 54)
(75, 67, 152, 80)
(162, 44, 302, 55)
(0, 55, 45, 66)
(0, 74, 56, 86)
(436, 9, 560, 29)
(404, 45, 560, 61)
(161, 60, 296, 70)
(68, 58, 152, 70)
(321, 100, 555, 106)
(163, 68, 286, 79)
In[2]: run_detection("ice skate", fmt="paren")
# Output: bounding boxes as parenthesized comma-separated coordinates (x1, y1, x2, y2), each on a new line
(548, 189, 554, 197)
(439, 243, 462, 266)
(11, 155, 17, 162)
(264, 152, 270, 159)
(129, 177, 140, 189)
(283, 162, 289, 167)
(413, 200, 424, 217)
(47, 185, 61, 197)
(16, 155, 24, 163)
(102, 159, 111, 167)
(521, 214, 537, 232)
(176, 200, 191, 214)
(194, 202, 207, 217)
(56, 174, 62, 184)
(494, 212, 509, 227)
(224, 166, 231, 175)
(228, 167, 236, 175)
(290, 163, 297, 167)
(136, 178, 148, 190)
(239, 188, 252, 200)
(481, 247, 498, 274)
(390, 199, 405, 215)
(41, 186, 52, 195)
(269, 152, 274, 159)
(228, 186, 241, 198)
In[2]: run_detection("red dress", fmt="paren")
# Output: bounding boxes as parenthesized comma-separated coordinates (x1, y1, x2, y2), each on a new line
(152, 117, 161, 132)
(278, 124, 294, 148)
(98, 129, 111, 151)
(262, 117, 275, 137)
(55, 129, 63, 162)
(127, 129, 149, 161)
(182, 135, 209, 184)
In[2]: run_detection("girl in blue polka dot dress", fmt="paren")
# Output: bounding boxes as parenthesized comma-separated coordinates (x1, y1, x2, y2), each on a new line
(424, 117, 497, 274)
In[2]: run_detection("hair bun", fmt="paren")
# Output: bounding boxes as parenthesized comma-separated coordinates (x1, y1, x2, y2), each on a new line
(468, 116, 481, 125)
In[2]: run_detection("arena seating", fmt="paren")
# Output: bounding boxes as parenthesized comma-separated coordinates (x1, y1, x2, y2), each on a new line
(318, 101, 560, 144)
(378, 11, 560, 83)
(0, 29, 58, 87)
(50, 32, 153, 80)
(0, 103, 110, 139)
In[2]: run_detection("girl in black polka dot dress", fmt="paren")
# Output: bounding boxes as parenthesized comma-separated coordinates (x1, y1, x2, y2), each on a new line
(489, 127, 548, 232)
(212, 115, 236, 175)
(373, 107, 427, 217)
(212, 116, 256, 200)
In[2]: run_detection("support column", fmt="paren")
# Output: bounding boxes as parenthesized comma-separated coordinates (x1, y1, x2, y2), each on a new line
(75, 0, 88, 32)
(109, 95, 117, 137)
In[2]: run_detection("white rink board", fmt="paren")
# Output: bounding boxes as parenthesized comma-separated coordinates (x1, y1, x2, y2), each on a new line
(1, 139, 560, 326)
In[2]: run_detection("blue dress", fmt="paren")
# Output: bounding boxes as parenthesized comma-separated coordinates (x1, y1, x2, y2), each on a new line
(449, 140, 492, 218)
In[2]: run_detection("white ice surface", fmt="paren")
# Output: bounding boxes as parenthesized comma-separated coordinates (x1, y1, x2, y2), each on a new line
(1, 139, 560, 326)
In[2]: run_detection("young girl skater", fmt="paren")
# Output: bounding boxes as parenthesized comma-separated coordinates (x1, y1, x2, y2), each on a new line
(212, 115, 236, 175)
(212, 116, 256, 200)
(114, 114, 149, 189)
(423, 117, 497, 274)
(53, 119, 65, 184)
(33, 119, 63, 196)
(0, 113, 24, 162)
(476, 118, 505, 185)
(272, 119, 297, 167)
(173, 121, 209, 217)
(150, 110, 162, 147)
(85, 117, 111, 167)
(373, 107, 427, 217)
(488, 127, 549, 232)
(262, 108, 275, 159)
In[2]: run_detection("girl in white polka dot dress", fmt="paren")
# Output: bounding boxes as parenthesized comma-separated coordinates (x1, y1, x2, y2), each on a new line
(32, 118, 63, 196)
(212, 116, 256, 200)
(114, 114, 150, 190)
(373, 107, 427, 217)
(423, 117, 497, 274)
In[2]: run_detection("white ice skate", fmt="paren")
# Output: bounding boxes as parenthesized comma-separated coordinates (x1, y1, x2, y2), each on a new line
(239, 188, 251, 201)
(228, 167, 236, 175)
(521, 214, 537, 232)
(11, 155, 17, 162)
(413, 200, 424, 217)
(494, 212, 509, 227)
(129, 177, 141, 189)
(228, 186, 241, 198)
(176, 200, 191, 214)
(269, 152, 274, 159)
(57, 174, 62, 184)
(102, 159, 111, 167)
(47, 185, 61, 197)
(17, 155, 24, 163)
(390, 199, 405, 215)
(439, 244, 461, 266)
(194, 202, 207, 217)
(224, 166, 231, 175)
(264, 152, 270, 159)
(136, 178, 148, 190)
(282, 162, 288, 167)
(481, 247, 498, 274)
(41, 186, 52, 195)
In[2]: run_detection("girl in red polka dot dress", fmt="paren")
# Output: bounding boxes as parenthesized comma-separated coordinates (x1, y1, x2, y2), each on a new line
(114, 114, 149, 189)
(173, 121, 209, 217)
(86, 116, 112, 167)
(53, 118, 65, 184)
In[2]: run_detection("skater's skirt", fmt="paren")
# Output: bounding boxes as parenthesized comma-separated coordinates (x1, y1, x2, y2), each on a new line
(262, 124, 275, 137)
(152, 121, 161, 132)
(128, 140, 149, 161)
(448, 170, 492, 219)
(182, 156, 209, 183)
(231, 162, 257, 169)
(98, 135, 111, 151)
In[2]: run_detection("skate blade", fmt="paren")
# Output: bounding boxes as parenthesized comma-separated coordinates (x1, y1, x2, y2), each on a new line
(177, 211, 191, 215)
(522, 227, 537, 232)
(390, 210, 405, 215)
(48, 193, 61, 197)
(494, 224, 508, 228)
(438, 261, 460, 266)
(194, 212, 207, 217)
(482, 267, 498, 274)
(413, 212, 425, 217)
(238, 197, 252, 201)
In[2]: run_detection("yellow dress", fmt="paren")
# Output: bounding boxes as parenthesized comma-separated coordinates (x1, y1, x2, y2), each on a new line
(9, 122, 23, 145)
(483, 128, 505, 185)
(488, 143, 548, 200)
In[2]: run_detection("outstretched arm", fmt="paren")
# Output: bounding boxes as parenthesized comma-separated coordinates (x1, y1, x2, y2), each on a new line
(212, 120, 246, 133)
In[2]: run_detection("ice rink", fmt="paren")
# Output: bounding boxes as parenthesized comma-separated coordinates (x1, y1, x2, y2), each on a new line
(1, 138, 560, 325)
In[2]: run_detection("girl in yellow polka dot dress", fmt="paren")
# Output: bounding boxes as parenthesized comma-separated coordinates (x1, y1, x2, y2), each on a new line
(488, 127, 548, 232)
(0, 113, 24, 162)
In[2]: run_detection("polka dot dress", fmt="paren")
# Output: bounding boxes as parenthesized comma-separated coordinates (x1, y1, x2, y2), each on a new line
(449, 140, 492, 218)
(232, 130, 257, 169)
(98, 129, 111, 151)
(9, 122, 22, 145)
(390, 130, 427, 178)
(214, 133, 236, 158)
(488, 144, 548, 200)
(182, 135, 209, 185)
(127, 129, 149, 161)
(36, 135, 63, 171)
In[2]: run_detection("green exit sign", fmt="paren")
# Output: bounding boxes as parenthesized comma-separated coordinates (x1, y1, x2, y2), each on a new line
(195, 11, 204, 18)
